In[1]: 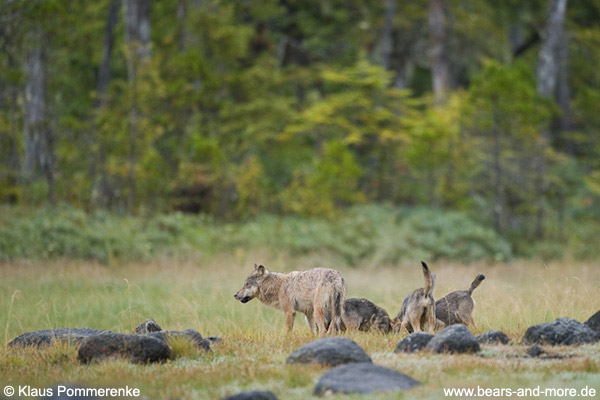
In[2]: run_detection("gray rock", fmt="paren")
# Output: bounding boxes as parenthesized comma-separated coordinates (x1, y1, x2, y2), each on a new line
(526, 345, 565, 359)
(527, 345, 546, 358)
(395, 332, 434, 353)
(78, 332, 171, 364)
(313, 362, 420, 396)
(134, 318, 162, 334)
(8, 329, 110, 348)
(220, 391, 278, 400)
(584, 310, 600, 335)
(147, 329, 210, 351)
(476, 330, 510, 345)
(286, 337, 372, 367)
(425, 324, 480, 354)
(522, 317, 600, 346)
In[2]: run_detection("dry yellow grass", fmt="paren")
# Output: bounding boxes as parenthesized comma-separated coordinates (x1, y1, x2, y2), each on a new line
(0, 256, 599, 399)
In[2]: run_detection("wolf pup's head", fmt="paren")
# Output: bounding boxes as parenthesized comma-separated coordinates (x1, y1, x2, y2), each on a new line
(234, 263, 267, 303)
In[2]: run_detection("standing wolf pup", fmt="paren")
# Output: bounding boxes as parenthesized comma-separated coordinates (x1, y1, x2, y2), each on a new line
(435, 274, 485, 328)
(394, 261, 437, 334)
(234, 264, 346, 336)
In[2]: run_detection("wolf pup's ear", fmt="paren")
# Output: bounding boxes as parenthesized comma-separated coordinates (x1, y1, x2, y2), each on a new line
(256, 265, 266, 275)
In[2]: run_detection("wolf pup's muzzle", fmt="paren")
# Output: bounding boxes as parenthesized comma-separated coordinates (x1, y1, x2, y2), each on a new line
(234, 293, 252, 303)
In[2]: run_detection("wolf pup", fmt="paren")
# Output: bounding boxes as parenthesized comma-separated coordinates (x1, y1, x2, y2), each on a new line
(395, 261, 436, 334)
(234, 263, 346, 336)
(435, 274, 485, 328)
(342, 298, 392, 333)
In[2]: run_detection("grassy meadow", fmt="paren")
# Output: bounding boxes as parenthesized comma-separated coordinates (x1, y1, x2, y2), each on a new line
(1, 255, 599, 399)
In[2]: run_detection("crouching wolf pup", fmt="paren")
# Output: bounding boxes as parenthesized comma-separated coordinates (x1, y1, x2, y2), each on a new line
(234, 263, 346, 336)
(394, 261, 436, 334)
(435, 274, 485, 328)
(342, 298, 392, 333)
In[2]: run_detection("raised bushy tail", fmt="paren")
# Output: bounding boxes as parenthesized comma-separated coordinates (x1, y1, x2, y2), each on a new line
(468, 274, 486, 295)
(421, 261, 434, 296)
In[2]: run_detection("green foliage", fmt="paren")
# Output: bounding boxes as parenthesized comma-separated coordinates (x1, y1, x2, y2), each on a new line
(279, 140, 363, 217)
(234, 155, 267, 218)
(0, 205, 513, 265)
(1, 0, 600, 260)
(457, 61, 559, 235)
(465, 61, 553, 134)
(284, 59, 410, 146)
(393, 208, 513, 263)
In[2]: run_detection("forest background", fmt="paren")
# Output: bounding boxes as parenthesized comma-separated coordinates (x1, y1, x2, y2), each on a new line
(1, 0, 599, 264)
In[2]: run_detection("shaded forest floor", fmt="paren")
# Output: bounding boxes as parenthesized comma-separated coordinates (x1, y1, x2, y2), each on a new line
(1, 256, 599, 399)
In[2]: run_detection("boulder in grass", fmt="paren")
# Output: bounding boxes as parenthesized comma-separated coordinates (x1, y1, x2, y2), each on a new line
(8, 329, 110, 348)
(527, 345, 546, 358)
(425, 324, 480, 354)
(476, 330, 510, 345)
(584, 310, 600, 335)
(78, 332, 171, 364)
(395, 332, 434, 353)
(522, 317, 599, 346)
(526, 345, 565, 360)
(134, 318, 162, 334)
(286, 337, 372, 367)
(313, 362, 420, 396)
(219, 391, 278, 400)
(147, 329, 211, 351)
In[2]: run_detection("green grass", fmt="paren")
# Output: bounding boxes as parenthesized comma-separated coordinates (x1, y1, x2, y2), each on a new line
(1, 256, 599, 399)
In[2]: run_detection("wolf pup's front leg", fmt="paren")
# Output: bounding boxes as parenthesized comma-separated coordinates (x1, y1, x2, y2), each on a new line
(285, 311, 296, 332)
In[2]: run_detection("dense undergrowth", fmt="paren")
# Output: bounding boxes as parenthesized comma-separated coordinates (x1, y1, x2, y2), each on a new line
(1, 203, 598, 264)
(0, 204, 517, 264)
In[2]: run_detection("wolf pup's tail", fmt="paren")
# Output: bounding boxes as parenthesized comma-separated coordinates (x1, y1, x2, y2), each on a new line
(421, 261, 434, 296)
(468, 274, 486, 295)
(330, 291, 343, 333)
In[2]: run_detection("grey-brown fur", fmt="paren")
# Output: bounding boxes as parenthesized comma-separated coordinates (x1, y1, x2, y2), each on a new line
(134, 318, 162, 334)
(435, 274, 485, 328)
(341, 298, 392, 333)
(395, 262, 436, 334)
(234, 263, 346, 336)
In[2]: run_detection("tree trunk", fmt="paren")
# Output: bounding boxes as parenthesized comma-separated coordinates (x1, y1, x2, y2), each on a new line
(176, 0, 188, 51)
(23, 29, 55, 204)
(536, 0, 567, 101)
(123, 0, 151, 211)
(97, 0, 121, 105)
(380, 0, 395, 71)
(535, 0, 567, 239)
(429, 0, 450, 105)
(124, 0, 151, 59)
(23, 42, 44, 178)
(379, 0, 412, 89)
(94, 0, 121, 209)
(557, 32, 574, 154)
